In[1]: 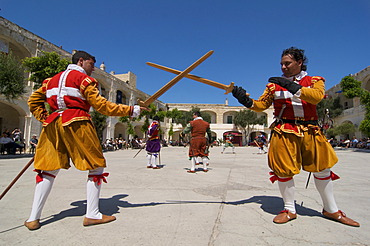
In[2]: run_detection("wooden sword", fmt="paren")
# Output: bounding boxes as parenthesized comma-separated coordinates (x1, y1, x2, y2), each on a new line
(146, 62, 250, 96)
(139, 50, 214, 107)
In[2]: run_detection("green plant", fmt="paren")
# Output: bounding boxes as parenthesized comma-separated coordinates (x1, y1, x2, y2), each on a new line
(0, 51, 26, 100)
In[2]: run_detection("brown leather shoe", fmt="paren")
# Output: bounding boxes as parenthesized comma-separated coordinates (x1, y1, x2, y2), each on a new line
(322, 210, 360, 227)
(203, 169, 208, 172)
(24, 219, 40, 230)
(152, 166, 160, 169)
(273, 210, 297, 224)
(83, 214, 116, 227)
(187, 170, 196, 173)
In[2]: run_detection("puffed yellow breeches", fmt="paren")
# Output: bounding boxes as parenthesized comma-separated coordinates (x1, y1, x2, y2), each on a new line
(268, 129, 338, 177)
(34, 117, 106, 171)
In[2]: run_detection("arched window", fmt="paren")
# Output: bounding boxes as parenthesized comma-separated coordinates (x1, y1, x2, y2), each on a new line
(116, 90, 123, 104)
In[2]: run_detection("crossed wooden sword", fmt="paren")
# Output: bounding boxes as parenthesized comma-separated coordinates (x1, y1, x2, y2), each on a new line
(0, 50, 249, 200)
(138, 50, 249, 107)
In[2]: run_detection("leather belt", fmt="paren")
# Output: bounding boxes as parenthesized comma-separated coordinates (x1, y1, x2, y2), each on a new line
(281, 119, 318, 125)
(54, 107, 88, 113)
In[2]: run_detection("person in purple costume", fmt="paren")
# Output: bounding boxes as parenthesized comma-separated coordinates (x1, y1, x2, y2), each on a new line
(145, 116, 161, 169)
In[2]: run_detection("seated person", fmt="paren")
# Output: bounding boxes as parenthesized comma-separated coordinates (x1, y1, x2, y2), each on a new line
(29, 135, 38, 154)
(0, 132, 23, 154)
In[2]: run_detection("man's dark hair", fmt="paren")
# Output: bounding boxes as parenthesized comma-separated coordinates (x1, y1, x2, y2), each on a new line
(193, 111, 201, 117)
(153, 115, 160, 121)
(282, 47, 308, 71)
(72, 50, 96, 64)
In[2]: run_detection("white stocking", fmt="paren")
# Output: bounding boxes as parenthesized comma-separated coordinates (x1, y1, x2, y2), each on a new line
(27, 169, 60, 222)
(314, 169, 338, 213)
(146, 153, 152, 167)
(202, 157, 208, 170)
(190, 157, 196, 171)
(86, 167, 104, 219)
(152, 153, 157, 167)
(278, 178, 296, 214)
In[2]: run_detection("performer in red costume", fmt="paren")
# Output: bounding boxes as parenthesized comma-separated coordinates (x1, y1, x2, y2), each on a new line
(232, 47, 359, 227)
(25, 51, 147, 230)
(145, 116, 161, 169)
(182, 111, 212, 173)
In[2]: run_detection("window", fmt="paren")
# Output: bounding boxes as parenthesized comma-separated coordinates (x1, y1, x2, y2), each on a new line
(116, 90, 123, 104)
(227, 115, 233, 124)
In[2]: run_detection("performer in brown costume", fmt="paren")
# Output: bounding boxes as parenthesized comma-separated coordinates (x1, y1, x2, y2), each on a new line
(232, 47, 359, 227)
(182, 111, 212, 173)
(25, 51, 147, 230)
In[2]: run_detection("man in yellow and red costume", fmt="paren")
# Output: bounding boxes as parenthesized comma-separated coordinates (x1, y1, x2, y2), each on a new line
(232, 47, 359, 227)
(25, 51, 147, 230)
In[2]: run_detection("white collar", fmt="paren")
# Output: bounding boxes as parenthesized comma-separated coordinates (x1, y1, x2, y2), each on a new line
(283, 71, 307, 82)
(194, 117, 203, 120)
(66, 64, 86, 74)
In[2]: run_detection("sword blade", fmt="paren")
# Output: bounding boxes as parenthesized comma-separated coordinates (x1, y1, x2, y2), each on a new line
(133, 145, 145, 158)
(0, 157, 34, 200)
(305, 172, 312, 189)
(146, 62, 237, 95)
(139, 50, 214, 107)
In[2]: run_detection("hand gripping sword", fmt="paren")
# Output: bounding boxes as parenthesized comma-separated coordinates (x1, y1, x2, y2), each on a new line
(139, 50, 214, 107)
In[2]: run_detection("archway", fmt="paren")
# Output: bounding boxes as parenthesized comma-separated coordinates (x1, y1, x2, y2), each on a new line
(0, 100, 27, 137)
(223, 131, 242, 146)
(114, 122, 127, 140)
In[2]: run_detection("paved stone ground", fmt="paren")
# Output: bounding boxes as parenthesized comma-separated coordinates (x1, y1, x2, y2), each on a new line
(0, 146, 369, 245)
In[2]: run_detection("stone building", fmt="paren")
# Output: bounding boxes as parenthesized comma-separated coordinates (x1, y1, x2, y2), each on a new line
(325, 66, 370, 139)
(0, 16, 166, 147)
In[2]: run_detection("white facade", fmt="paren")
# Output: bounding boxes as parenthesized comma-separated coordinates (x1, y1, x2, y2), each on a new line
(326, 66, 370, 139)
(165, 103, 274, 145)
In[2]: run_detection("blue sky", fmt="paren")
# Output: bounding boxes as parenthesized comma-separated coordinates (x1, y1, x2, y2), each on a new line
(1, 0, 369, 106)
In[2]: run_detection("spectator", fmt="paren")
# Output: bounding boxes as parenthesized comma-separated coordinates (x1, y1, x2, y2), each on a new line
(131, 136, 141, 149)
(344, 139, 350, 148)
(29, 135, 38, 154)
(0, 131, 23, 154)
(122, 139, 128, 149)
(12, 128, 22, 142)
(117, 138, 123, 149)
(351, 136, 358, 148)
(3, 129, 11, 137)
